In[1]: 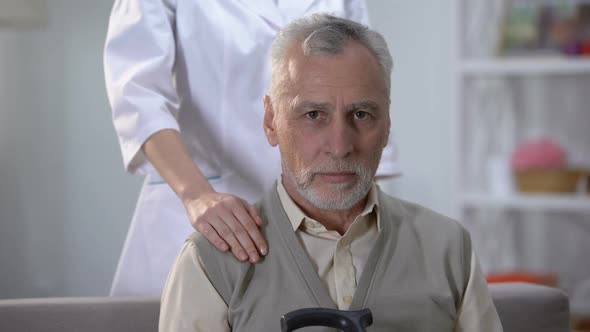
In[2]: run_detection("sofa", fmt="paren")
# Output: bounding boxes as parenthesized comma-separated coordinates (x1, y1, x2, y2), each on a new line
(0, 282, 569, 332)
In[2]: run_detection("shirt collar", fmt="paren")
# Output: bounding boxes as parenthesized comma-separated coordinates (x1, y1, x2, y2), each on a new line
(276, 177, 381, 232)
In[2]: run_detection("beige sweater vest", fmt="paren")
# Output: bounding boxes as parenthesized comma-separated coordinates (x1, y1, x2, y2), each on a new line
(192, 184, 471, 331)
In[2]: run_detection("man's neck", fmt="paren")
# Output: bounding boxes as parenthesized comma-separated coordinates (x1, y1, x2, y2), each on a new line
(281, 178, 368, 236)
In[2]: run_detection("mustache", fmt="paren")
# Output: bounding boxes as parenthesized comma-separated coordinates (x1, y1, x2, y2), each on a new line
(297, 159, 366, 187)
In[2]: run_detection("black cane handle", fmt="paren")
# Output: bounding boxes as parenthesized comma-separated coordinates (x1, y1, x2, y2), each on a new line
(280, 307, 373, 332)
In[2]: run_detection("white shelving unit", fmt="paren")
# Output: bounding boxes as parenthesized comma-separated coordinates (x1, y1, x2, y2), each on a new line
(461, 56, 590, 76)
(462, 193, 590, 212)
(452, 0, 590, 295)
(455, 53, 590, 217)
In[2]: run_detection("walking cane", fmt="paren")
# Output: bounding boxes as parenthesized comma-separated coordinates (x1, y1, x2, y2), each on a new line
(281, 307, 373, 332)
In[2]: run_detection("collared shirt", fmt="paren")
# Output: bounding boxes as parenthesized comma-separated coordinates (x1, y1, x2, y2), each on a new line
(159, 181, 503, 331)
(277, 179, 381, 310)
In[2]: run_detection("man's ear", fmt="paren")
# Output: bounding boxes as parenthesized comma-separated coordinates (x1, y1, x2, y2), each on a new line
(263, 95, 279, 147)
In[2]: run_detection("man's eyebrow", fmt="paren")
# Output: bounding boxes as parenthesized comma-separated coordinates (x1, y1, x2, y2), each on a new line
(295, 101, 333, 111)
(348, 101, 379, 111)
(292, 100, 380, 112)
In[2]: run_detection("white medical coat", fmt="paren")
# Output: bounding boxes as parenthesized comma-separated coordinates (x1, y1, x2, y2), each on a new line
(104, 0, 401, 296)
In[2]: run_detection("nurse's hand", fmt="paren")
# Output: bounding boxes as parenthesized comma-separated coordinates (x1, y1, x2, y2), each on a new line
(185, 192, 268, 263)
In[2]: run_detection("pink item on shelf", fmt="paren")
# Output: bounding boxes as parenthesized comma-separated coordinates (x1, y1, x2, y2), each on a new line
(511, 138, 567, 171)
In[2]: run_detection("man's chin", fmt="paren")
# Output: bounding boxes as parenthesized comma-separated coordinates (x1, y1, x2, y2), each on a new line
(325, 181, 358, 190)
(313, 173, 358, 185)
(301, 185, 366, 210)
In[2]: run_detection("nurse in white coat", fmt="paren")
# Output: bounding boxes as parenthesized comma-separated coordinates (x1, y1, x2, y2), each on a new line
(104, 0, 401, 296)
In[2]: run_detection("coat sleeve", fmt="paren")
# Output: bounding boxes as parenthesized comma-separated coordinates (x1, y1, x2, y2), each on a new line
(104, 0, 180, 175)
(345, 0, 370, 25)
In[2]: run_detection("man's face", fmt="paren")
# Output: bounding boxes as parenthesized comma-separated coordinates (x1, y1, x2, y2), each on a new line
(264, 41, 390, 210)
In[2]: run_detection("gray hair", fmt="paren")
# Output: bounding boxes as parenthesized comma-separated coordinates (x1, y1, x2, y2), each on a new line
(269, 14, 393, 103)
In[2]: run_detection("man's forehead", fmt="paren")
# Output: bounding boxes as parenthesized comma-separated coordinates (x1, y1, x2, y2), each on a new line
(282, 43, 384, 86)
(289, 40, 378, 64)
(288, 77, 389, 105)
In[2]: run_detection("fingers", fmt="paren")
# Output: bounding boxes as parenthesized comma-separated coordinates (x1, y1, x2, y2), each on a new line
(196, 214, 250, 261)
(213, 215, 253, 262)
(235, 203, 268, 256)
(219, 209, 261, 263)
(190, 194, 268, 263)
(249, 205, 264, 227)
(195, 221, 229, 252)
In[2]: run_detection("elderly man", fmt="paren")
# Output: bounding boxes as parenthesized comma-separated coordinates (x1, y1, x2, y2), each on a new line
(159, 14, 503, 332)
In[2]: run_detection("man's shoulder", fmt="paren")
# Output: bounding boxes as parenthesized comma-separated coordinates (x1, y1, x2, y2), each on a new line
(378, 189, 472, 280)
(186, 231, 248, 270)
(187, 230, 201, 244)
(377, 189, 467, 237)
(186, 185, 279, 263)
(187, 230, 211, 250)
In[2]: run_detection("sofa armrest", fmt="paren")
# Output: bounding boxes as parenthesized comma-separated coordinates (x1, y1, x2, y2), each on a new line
(490, 282, 570, 332)
(0, 296, 160, 332)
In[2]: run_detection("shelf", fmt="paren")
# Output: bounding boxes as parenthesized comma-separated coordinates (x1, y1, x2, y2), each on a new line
(461, 193, 590, 212)
(460, 56, 590, 76)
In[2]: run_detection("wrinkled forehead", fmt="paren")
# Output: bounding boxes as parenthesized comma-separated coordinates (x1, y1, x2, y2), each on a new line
(279, 41, 389, 103)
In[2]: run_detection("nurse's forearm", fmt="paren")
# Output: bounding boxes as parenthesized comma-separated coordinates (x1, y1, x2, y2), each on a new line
(141, 129, 268, 263)
(142, 129, 213, 202)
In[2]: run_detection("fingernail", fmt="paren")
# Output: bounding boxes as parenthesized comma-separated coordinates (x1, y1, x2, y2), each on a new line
(240, 255, 248, 261)
(260, 247, 268, 255)
(250, 256, 259, 263)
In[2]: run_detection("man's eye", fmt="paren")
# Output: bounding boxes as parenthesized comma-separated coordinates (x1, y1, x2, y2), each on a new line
(353, 111, 369, 119)
(306, 111, 320, 119)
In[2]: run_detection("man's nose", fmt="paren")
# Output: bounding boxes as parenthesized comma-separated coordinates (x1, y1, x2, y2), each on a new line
(325, 117, 354, 159)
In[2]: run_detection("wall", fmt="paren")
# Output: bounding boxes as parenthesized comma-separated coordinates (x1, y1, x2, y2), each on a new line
(369, 2, 456, 217)
(0, 1, 142, 298)
(0, 1, 454, 297)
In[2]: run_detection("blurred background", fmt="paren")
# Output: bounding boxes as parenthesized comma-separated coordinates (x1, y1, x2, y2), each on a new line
(0, 0, 589, 326)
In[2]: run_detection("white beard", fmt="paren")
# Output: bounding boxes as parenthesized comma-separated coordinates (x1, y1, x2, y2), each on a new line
(285, 158, 375, 210)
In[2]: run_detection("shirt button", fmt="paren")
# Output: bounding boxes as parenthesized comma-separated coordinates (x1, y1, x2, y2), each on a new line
(343, 296, 353, 304)
(304, 221, 315, 228)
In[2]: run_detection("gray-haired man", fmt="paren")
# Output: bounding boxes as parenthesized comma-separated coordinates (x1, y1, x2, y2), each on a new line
(159, 14, 503, 332)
